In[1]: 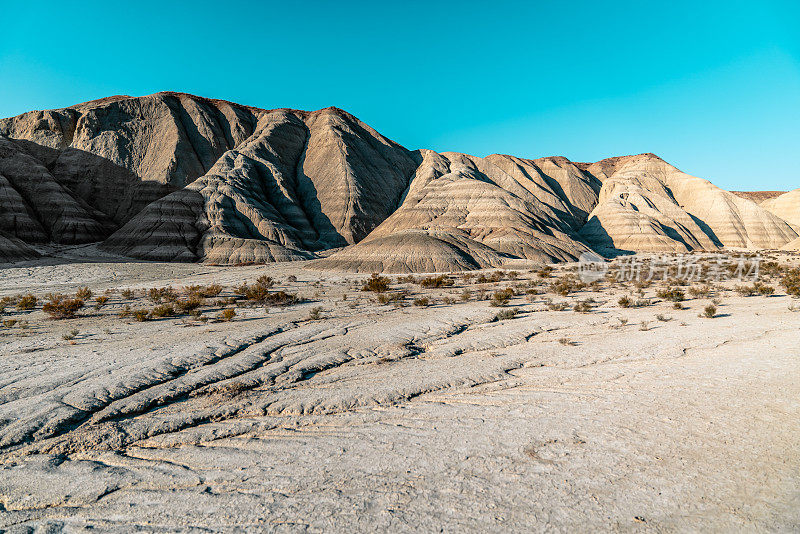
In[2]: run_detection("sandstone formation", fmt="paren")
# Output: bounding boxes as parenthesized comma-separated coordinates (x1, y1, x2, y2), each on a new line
(313, 150, 598, 271)
(761, 188, 800, 228)
(2, 93, 798, 269)
(580, 154, 797, 254)
(102, 107, 418, 263)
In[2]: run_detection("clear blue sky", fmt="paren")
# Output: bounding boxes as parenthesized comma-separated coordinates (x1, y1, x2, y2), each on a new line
(2, 0, 799, 190)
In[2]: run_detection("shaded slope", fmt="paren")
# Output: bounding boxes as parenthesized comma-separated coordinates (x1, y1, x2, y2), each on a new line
(102, 108, 418, 263)
(313, 150, 595, 271)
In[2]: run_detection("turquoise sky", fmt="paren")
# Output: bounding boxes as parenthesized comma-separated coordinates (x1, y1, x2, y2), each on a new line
(1, 1, 798, 190)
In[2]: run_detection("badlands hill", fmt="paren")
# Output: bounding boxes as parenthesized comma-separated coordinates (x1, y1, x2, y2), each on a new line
(1, 92, 797, 271)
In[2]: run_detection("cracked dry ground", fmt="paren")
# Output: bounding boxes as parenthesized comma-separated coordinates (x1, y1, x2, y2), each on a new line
(0, 259, 798, 532)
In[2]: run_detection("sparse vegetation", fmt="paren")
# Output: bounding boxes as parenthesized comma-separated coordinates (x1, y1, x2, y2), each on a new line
(573, 300, 593, 313)
(490, 288, 514, 307)
(219, 308, 237, 321)
(419, 275, 454, 288)
(656, 287, 685, 302)
(94, 295, 109, 310)
(703, 304, 717, 318)
(75, 287, 93, 300)
(558, 337, 577, 346)
(780, 268, 800, 297)
(493, 308, 519, 321)
(133, 309, 150, 322)
(307, 306, 324, 320)
(362, 273, 391, 293)
(121, 289, 136, 299)
(16, 294, 37, 311)
(413, 297, 430, 307)
(151, 304, 175, 318)
(42, 296, 85, 319)
(62, 329, 79, 341)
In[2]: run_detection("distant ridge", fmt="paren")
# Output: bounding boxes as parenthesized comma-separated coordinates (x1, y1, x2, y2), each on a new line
(1, 92, 797, 270)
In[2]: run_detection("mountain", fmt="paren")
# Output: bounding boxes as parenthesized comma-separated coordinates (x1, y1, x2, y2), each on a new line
(1, 92, 797, 270)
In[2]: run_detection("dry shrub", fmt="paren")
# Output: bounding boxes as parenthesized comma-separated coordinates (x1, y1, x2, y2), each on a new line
(490, 288, 514, 307)
(16, 294, 37, 311)
(573, 300, 592, 313)
(362, 273, 391, 293)
(780, 268, 800, 297)
(703, 304, 717, 318)
(133, 309, 150, 322)
(121, 289, 136, 299)
(656, 288, 685, 302)
(151, 304, 175, 318)
(493, 308, 519, 321)
(75, 287, 93, 300)
(219, 308, 236, 321)
(148, 287, 176, 303)
(688, 285, 712, 298)
(413, 297, 430, 307)
(307, 306, 324, 320)
(550, 275, 585, 296)
(43, 296, 85, 319)
(419, 275, 454, 288)
(94, 295, 109, 310)
(176, 295, 204, 313)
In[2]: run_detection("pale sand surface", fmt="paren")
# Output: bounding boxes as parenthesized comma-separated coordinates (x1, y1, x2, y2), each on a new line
(0, 248, 798, 532)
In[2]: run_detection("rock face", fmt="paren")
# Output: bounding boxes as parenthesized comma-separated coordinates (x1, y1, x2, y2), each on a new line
(761, 189, 800, 228)
(580, 154, 797, 254)
(313, 151, 599, 272)
(102, 107, 419, 263)
(2, 93, 799, 269)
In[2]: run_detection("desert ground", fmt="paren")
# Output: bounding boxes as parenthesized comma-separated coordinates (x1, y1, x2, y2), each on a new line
(0, 246, 798, 532)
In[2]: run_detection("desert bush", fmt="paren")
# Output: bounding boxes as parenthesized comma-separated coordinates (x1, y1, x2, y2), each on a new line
(121, 289, 136, 299)
(75, 287, 93, 300)
(618, 296, 633, 308)
(546, 300, 568, 311)
(673, 302, 685, 310)
(362, 273, 391, 293)
(550, 275, 585, 296)
(780, 268, 800, 297)
(148, 287, 176, 303)
(573, 300, 592, 313)
(176, 296, 204, 313)
(734, 284, 757, 296)
(537, 266, 554, 278)
(132, 309, 150, 322)
(377, 291, 407, 305)
(490, 288, 515, 307)
(16, 294, 37, 311)
(94, 295, 109, 310)
(266, 291, 301, 306)
(43, 296, 85, 319)
(688, 285, 712, 298)
(119, 305, 131, 318)
(460, 289, 472, 302)
(703, 304, 717, 318)
(287, 275, 298, 283)
(477, 271, 505, 284)
(255, 275, 274, 289)
(307, 306, 324, 320)
(755, 282, 775, 295)
(3, 319, 17, 328)
(151, 304, 175, 318)
(219, 308, 237, 321)
(656, 287, 685, 302)
(656, 314, 671, 322)
(413, 297, 430, 307)
(199, 284, 223, 298)
(62, 329, 79, 341)
(493, 308, 519, 321)
(419, 275, 454, 288)
(558, 337, 577, 346)
(639, 321, 651, 331)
